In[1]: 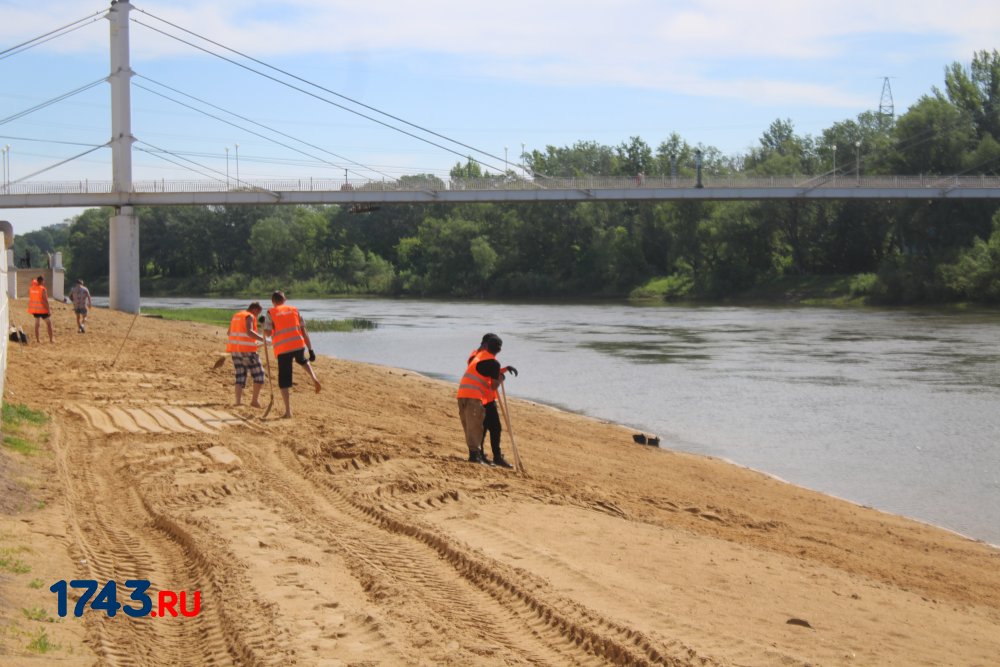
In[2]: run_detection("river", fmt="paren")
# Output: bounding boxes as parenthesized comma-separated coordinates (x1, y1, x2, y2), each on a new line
(133, 297, 1000, 546)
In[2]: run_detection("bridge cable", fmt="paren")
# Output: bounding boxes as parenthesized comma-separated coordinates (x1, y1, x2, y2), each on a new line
(0, 135, 108, 149)
(0, 11, 107, 61)
(0, 78, 107, 127)
(7, 144, 107, 185)
(130, 11, 514, 176)
(131, 8, 513, 169)
(134, 75, 393, 181)
(133, 140, 232, 185)
(134, 139, 278, 198)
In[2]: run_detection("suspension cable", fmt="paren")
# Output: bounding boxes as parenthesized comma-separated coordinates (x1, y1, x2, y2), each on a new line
(132, 8, 512, 168)
(0, 134, 107, 148)
(0, 78, 107, 126)
(129, 14, 510, 175)
(0, 11, 107, 60)
(8, 144, 107, 184)
(133, 75, 392, 181)
(134, 139, 228, 184)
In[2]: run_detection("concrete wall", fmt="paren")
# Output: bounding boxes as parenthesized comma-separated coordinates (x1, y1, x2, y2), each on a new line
(0, 220, 13, 420)
(6, 251, 65, 301)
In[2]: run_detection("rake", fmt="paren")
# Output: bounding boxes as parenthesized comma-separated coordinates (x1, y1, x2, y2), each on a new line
(498, 383, 525, 475)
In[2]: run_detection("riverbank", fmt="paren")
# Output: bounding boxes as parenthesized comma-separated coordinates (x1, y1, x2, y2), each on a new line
(2, 301, 998, 665)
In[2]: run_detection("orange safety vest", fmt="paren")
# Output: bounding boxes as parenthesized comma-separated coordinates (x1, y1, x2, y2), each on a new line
(268, 304, 306, 355)
(456, 349, 497, 404)
(27, 280, 49, 315)
(226, 310, 259, 353)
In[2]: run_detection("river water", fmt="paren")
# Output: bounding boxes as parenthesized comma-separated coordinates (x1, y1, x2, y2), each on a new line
(136, 298, 1000, 546)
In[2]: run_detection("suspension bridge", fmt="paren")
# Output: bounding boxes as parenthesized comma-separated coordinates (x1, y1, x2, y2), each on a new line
(2, 1, 1000, 311)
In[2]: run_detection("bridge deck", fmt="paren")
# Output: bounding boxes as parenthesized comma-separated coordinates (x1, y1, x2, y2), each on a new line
(3, 175, 1000, 207)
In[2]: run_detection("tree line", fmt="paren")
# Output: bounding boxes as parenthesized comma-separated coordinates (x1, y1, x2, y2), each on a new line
(14, 50, 1000, 304)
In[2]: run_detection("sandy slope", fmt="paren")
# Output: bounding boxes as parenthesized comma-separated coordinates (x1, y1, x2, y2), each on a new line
(1, 300, 998, 666)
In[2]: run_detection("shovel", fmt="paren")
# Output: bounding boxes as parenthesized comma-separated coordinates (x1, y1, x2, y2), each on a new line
(261, 336, 275, 418)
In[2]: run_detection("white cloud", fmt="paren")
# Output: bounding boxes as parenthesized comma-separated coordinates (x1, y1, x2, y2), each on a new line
(4, 1, 1000, 108)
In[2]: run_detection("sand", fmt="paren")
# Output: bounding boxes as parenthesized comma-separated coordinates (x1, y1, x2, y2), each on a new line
(1, 300, 998, 666)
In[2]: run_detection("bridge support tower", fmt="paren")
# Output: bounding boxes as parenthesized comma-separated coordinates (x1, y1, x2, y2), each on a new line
(108, 0, 139, 313)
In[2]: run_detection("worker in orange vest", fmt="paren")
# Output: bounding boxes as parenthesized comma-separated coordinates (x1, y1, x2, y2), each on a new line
(456, 333, 517, 467)
(27, 275, 55, 344)
(226, 302, 266, 407)
(264, 291, 321, 418)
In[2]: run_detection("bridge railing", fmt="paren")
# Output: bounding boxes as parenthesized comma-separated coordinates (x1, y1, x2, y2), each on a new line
(3, 174, 1000, 196)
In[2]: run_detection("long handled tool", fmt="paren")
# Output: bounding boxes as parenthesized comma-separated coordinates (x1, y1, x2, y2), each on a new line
(498, 383, 525, 474)
(110, 311, 140, 367)
(261, 336, 275, 418)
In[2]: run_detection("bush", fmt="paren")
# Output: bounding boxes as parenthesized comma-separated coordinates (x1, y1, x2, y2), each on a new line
(629, 274, 694, 300)
(848, 272, 878, 296)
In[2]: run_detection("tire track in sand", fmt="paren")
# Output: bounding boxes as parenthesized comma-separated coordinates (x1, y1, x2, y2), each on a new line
(270, 442, 705, 666)
(52, 414, 286, 666)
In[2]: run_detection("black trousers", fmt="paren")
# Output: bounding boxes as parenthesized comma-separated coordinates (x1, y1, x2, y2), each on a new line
(481, 401, 503, 460)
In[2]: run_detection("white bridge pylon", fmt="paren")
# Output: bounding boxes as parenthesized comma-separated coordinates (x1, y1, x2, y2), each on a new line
(109, 0, 139, 314)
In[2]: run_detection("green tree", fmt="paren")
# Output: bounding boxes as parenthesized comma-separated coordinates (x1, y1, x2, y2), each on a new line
(944, 49, 1000, 141)
(249, 215, 297, 276)
(65, 208, 111, 282)
(890, 94, 976, 174)
(529, 141, 618, 177)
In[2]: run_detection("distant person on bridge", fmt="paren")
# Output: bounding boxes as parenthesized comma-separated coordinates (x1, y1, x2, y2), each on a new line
(226, 301, 266, 408)
(264, 291, 321, 418)
(27, 275, 54, 344)
(69, 278, 92, 333)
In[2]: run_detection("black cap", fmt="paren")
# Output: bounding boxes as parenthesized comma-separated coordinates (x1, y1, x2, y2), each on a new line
(481, 333, 502, 354)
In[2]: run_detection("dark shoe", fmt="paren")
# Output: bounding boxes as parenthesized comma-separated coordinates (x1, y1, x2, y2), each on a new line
(468, 451, 490, 465)
(493, 457, 514, 469)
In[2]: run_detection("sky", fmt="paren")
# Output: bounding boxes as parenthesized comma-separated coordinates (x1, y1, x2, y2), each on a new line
(1, 0, 999, 233)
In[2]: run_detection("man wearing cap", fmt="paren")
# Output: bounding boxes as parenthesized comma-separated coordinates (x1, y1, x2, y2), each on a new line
(456, 333, 518, 467)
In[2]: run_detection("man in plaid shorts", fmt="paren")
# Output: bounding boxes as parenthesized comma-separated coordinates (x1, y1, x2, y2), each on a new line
(226, 302, 267, 407)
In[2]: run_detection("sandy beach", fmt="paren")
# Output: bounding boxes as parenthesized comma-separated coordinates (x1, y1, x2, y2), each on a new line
(1, 300, 999, 666)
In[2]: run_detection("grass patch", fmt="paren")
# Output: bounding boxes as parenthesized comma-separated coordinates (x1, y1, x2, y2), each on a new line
(2, 434, 38, 455)
(28, 578, 45, 589)
(0, 549, 31, 574)
(22, 607, 50, 622)
(2, 403, 48, 456)
(143, 307, 233, 328)
(2, 403, 48, 427)
(26, 629, 57, 654)
(305, 317, 377, 332)
(144, 307, 377, 332)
